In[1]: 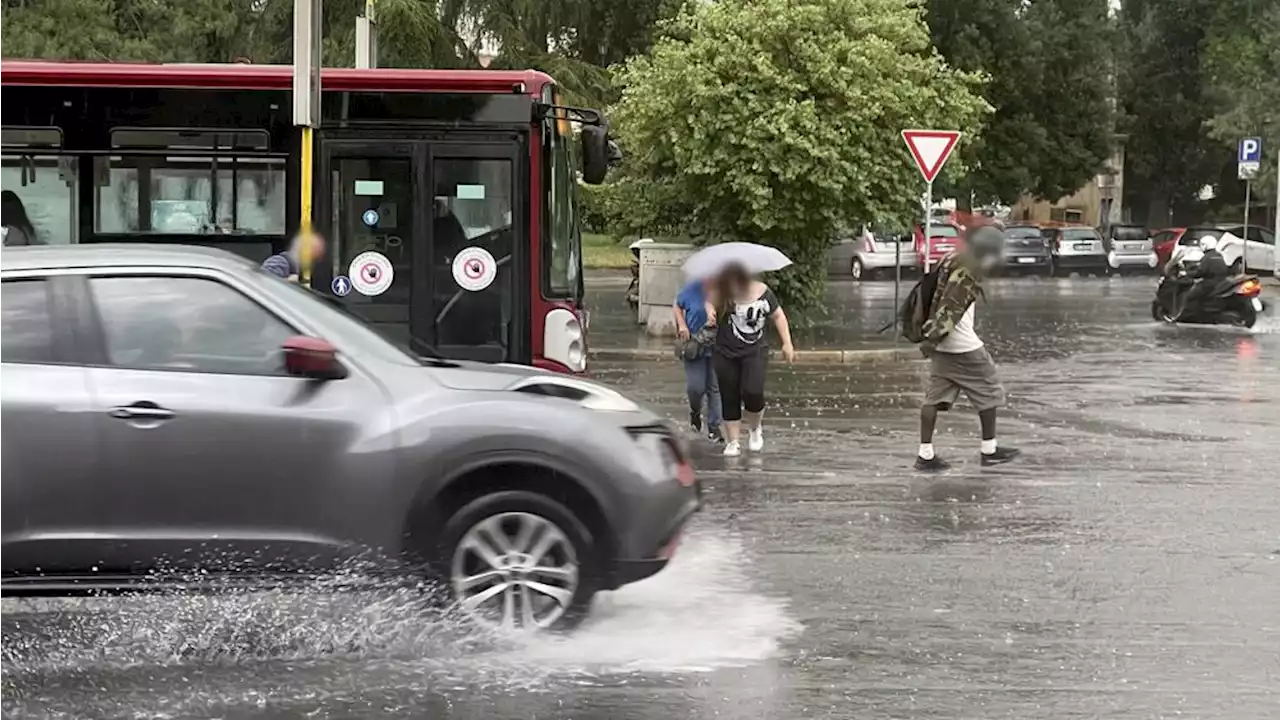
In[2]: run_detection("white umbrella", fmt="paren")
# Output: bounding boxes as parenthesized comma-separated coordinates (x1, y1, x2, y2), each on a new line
(682, 242, 792, 280)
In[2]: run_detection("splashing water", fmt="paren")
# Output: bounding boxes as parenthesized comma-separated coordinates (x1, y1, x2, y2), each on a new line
(2, 528, 798, 693)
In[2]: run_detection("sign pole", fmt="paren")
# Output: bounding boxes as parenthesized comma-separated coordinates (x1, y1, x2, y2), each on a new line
(1275, 149, 1280, 277)
(1242, 180, 1251, 274)
(923, 182, 934, 274)
(293, 0, 322, 286)
(893, 228, 901, 343)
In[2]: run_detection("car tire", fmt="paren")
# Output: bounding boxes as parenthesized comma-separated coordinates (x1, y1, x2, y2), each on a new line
(437, 490, 597, 632)
(851, 257, 866, 281)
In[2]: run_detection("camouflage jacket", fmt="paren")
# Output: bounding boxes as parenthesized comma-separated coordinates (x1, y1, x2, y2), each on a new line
(922, 250, 984, 346)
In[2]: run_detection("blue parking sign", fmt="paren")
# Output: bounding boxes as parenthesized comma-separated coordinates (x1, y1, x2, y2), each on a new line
(1238, 137, 1262, 163)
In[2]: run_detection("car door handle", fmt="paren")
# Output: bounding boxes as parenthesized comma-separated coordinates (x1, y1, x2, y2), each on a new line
(108, 405, 175, 421)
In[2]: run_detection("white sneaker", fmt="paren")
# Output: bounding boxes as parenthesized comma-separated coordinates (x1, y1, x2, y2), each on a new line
(748, 427, 764, 452)
(722, 440, 742, 457)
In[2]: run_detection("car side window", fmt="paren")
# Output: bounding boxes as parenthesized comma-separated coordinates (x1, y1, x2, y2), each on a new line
(89, 275, 296, 376)
(1, 280, 56, 364)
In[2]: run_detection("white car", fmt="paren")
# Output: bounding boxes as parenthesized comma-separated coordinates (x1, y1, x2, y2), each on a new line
(1214, 226, 1276, 274)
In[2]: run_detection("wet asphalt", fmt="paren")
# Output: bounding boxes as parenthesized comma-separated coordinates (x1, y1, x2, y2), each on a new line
(4, 275, 1280, 719)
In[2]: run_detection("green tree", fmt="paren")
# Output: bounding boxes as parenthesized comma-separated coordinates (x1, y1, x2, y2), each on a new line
(928, 0, 1113, 207)
(2, 0, 685, 107)
(927, 0, 1040, 206)
(1202, 0, 1280, 202)
(610, 0, 988, 314)
(1117, 0, 1219, 225)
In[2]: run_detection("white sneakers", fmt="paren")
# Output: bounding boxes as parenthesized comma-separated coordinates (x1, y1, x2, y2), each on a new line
(722, 427, 764, 457)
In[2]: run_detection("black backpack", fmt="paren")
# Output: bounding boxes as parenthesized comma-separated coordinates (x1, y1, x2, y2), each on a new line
(884, 266, 941, 343)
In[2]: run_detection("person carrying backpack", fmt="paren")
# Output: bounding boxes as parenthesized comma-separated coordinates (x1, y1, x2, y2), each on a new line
(901, 224, 1020, 471)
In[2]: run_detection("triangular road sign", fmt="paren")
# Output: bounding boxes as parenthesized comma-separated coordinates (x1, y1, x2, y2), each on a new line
(902, 129, 961, 183)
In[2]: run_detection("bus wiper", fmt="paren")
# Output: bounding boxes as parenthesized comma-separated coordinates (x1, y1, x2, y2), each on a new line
(410, 337, 456, 365)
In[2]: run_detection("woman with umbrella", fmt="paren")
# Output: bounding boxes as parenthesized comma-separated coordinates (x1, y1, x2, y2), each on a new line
(684, 243, 796, 457)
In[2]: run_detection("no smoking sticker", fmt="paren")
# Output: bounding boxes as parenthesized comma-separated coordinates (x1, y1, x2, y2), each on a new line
(452, 247, 497, 292)
(349, 251, 394, 297)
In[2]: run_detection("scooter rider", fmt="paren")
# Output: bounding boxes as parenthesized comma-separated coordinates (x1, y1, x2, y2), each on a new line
(1193, 235, 1230, 280)
(1174, 234, 1231, 317)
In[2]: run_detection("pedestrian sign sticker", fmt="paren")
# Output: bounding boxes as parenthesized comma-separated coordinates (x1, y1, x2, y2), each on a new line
(452, 246, 497, 292)
(349, 251, 394, 296)
(361, 208, 380, 227)
(902, 129, 962, 183)
(331, 275, 353, 297)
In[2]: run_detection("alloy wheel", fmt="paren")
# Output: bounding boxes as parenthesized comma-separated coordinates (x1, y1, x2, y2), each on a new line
(450, 511, 579, 630)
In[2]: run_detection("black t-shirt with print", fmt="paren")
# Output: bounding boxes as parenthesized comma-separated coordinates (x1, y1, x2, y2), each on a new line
(716, 287, 780, 358)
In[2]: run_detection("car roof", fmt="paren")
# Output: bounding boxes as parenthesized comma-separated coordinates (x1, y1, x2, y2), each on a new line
(1, 243, 260, 273)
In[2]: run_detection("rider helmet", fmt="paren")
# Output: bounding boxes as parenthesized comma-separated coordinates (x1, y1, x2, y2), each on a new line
(1198, 234, 1219, 252)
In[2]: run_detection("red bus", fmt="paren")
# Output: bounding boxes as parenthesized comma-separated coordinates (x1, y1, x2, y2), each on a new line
(1, 60, 614, 372)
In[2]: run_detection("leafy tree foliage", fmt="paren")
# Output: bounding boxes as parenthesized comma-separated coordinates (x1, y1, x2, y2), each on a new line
(1, 0, 685, 107)
(927, 0, 1113, 206)
(609, 0, 988, 314)
(1116, 0, 1219, 225)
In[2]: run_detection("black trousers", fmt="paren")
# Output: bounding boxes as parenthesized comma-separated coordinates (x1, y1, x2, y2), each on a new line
(714, 350, 767, 422)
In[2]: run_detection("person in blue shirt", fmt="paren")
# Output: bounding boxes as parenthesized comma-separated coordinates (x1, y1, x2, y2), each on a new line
(673, 278, 723, 442)
(262, 231, 326, 282)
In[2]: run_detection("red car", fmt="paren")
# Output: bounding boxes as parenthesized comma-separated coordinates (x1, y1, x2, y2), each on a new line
(1152, 226, 1223, 270)
(913, 222, 964, 269)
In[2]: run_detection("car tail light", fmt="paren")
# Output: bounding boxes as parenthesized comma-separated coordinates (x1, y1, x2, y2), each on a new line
(1238, 278, 1262, 296)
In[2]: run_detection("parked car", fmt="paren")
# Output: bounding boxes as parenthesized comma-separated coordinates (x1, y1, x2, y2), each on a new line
(1046, 225, 1108, 276)
(827, 226, 917, 280)
(1153, 226, 1220, 271)
(999, 225, 1052, 275)
(1215, 224, 1276, 275)
(1104, 224, 1158, 274)
(913, 222, 964, 270)
(0, 244, 700, 631)
(1156, 225, 1276, 275)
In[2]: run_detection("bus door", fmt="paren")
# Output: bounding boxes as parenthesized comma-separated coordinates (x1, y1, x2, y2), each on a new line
(315, 136, 525, 363)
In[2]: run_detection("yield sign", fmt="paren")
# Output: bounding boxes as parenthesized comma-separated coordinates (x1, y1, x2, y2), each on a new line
(902, 129, 961, 183)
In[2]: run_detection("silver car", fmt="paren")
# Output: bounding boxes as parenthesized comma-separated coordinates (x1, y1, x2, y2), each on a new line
(1, 244, 699, 631)
(827, 226, 918, 280)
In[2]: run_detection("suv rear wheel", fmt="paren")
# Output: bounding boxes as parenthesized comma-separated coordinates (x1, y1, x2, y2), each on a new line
(440, 491, 597, 631)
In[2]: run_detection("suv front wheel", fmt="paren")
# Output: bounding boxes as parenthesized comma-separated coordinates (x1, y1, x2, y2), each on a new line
(441, 491, 597, 631)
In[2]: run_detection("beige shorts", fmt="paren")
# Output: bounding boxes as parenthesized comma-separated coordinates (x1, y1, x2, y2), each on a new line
(924, 347, 1006, 411)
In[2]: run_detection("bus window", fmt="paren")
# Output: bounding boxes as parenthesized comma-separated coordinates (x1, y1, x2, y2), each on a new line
(1, 155, 78, 245)
(543, 93, 579, 299)
(94, 156, 286, 236)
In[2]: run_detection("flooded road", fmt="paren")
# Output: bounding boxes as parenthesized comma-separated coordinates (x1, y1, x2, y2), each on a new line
(5, 277, 1279, 719)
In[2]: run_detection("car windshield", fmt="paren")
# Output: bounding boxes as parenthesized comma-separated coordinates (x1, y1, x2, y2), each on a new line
(1180, 228, 1222, 245)
(1064, 229, 1099, 240)
(1005, 228, 1041, 239)
(928, 225, 959, 237)
(1111, 227, 1148, 240)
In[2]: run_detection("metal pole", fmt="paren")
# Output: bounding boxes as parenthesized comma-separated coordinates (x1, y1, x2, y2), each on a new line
(923, 182, 934, 274)
(1275, 150, 1280, 276)
(293, 0, 322, 286)
(1242, 180, 1251, 274)
(893, 226, 901, 344)
(356, 0, 378, 69)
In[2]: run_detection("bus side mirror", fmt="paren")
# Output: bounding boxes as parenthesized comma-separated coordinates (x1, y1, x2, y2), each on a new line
(581, 125, 612, 185)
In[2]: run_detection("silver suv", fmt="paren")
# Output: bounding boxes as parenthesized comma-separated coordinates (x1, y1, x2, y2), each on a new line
(1, 244, 699, 631)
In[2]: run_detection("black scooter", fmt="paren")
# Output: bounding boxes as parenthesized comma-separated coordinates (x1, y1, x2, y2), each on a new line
(1151, 266, 1265, 328)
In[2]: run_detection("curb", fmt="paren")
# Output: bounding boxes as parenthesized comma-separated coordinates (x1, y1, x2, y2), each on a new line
(589, 347, 920, 364)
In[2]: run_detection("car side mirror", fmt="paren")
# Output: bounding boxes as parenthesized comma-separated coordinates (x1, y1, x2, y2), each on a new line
(581, 125, 613, 185)
(283, 336, 346, 380)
